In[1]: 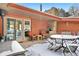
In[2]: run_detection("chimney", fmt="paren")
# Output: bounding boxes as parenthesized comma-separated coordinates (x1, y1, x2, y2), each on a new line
(40, 4, 42, 11)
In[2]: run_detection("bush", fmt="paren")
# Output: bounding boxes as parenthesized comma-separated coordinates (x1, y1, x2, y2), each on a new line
(0, 34, 2, 42)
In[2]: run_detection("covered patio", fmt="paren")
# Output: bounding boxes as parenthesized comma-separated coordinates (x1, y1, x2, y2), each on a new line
(0, 3, 59, 42)
(1, 3, 79, 56)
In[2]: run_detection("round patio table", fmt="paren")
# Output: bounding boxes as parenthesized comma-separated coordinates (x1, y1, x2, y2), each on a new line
(50, 34, 77, 39)
(50, 34, 78, 51)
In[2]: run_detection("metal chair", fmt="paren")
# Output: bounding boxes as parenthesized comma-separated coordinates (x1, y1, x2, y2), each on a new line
(47, 38, 62, 50)
(47, 38, 54, 49)
(55, 39, 62, 44)
(63, 40, 78, 56)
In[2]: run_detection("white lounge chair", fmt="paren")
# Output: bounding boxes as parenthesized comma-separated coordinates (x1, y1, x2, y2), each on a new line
(0, 41, 26, 56)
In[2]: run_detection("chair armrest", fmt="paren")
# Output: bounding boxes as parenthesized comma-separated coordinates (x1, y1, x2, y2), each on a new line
(63, 41, 75, 56)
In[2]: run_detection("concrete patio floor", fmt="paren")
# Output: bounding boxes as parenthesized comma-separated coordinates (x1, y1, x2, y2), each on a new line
(25, 42, 79, 56)
(1, 39, 79, 56)
(0, 40, 46, 53)
(19, 40, 46, 48)
(0, 41, 12, 53)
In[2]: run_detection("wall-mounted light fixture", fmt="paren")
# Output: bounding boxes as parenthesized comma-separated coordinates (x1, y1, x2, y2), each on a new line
(0, 9, 6, 16)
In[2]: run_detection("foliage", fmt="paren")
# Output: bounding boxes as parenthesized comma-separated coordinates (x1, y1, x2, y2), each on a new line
(0, 34, 2, 42)
(68, 6, 79, 16)
(45, 5, 79, 17)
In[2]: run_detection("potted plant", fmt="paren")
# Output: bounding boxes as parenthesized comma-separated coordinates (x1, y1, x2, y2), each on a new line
(0, 34, 3, 42)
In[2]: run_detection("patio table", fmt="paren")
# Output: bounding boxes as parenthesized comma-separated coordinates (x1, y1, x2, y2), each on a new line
(50, 34, 78, 51)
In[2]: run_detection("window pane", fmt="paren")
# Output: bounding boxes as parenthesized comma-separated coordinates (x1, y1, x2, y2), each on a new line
(25, 20, 31, 31)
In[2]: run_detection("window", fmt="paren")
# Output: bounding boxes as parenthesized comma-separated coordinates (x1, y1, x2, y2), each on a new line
(7, 18, 22, 40)
(25, 20, 31, 31)
(7, 18, 15, 32)
(7, 18, 15, 40)
(16, 20, 22, 37)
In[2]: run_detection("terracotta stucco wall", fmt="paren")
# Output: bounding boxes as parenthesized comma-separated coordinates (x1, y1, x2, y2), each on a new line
(29, 17, 48, 36)
(57, 21, 79, 33)
(4, 12, 49, 38)
(0, 16, 2, 35)
(4, 12, 79, 36)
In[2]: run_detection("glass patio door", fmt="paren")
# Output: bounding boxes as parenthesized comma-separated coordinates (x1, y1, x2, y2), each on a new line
(7, 18, 22, 41)
(15, 20, 22, 40)
(7, 18, 15, 41)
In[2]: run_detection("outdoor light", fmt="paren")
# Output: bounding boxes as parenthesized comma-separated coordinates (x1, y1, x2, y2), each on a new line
(40, 4, 42, 11)
(0, 9, 6, 16)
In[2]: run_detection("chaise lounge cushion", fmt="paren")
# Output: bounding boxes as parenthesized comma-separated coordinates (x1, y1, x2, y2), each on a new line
(0, 41, 25, 56)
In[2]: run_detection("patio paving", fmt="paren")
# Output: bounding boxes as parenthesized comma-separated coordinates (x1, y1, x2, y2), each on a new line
(25, 43, 64, 56)
(25, 42, 79, 56)
(0, 40, 46, 53)
(0, 41, 12, 53)
(0, 39, 79, 56)
(19, 40, 46, 48)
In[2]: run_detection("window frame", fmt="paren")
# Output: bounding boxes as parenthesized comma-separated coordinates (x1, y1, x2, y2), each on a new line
(25, 20, 31, 31)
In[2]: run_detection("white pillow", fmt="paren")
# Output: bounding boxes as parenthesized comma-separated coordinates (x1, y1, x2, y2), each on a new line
(11, 41, 25, 52)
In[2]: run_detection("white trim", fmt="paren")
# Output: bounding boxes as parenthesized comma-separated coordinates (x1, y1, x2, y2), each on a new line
(25, 19, 31, 31)
(60, 17, 79, 18)
(5, 16, 24, 21)
(5, 16, 24, 40)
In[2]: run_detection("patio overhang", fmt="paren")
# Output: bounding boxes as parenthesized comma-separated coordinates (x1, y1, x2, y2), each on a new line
(6, 3, 61, 21)
(60, 17, 79, 22)
(1, 3, 79, 22)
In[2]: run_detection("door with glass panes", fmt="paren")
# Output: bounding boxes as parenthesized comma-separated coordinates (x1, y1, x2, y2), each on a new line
(16, 20, 22, 40)
(7, 18, 22, 41)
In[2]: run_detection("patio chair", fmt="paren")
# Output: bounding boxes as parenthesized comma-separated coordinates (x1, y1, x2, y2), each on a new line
(0, 41, 26, 56)
(47, 38, 62, 50)
(47, 38, 54, 49)
(55, 39, 62, 44)
(76, 33, 79, 44)
(63, 40, 78, 56)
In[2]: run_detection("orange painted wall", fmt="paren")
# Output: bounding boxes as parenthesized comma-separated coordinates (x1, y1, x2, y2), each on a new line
(0, 16, 2, 35)
(2, 11, 79, 37)
(5, 12, 49, 37)
(57, 21, 79, 33)
(29, 17, 48, 36)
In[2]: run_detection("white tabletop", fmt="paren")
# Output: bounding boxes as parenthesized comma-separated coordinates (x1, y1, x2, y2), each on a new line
(50, 34, 78, 39)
